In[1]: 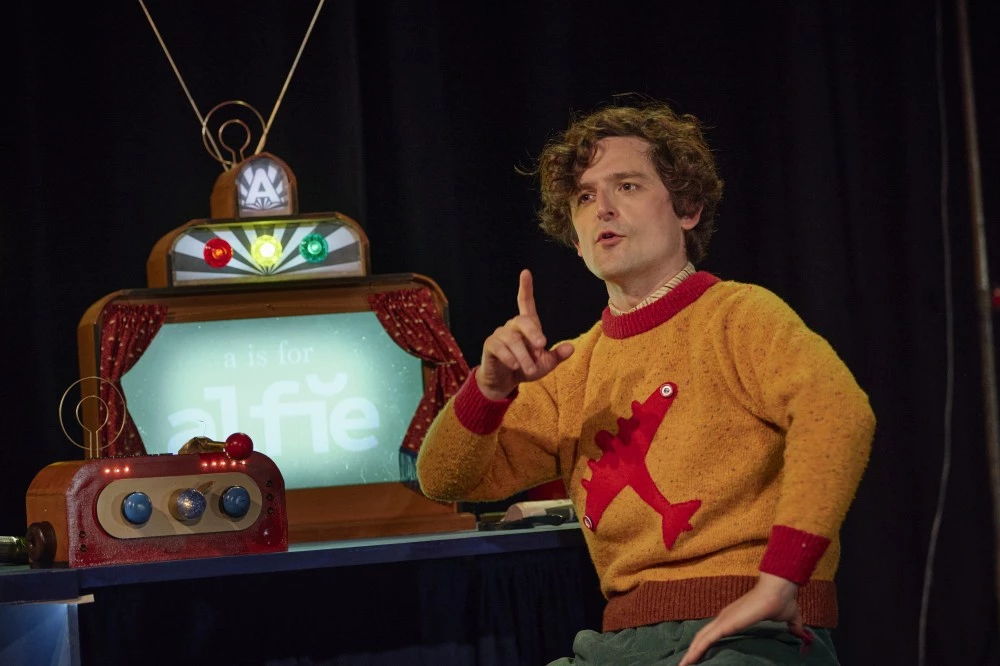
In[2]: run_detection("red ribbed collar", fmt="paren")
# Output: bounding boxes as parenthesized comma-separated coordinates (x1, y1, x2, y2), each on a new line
(601, 271, 721, 339)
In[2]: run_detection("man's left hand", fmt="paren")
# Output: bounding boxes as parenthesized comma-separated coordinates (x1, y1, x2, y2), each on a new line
(678, 572, 808, 665)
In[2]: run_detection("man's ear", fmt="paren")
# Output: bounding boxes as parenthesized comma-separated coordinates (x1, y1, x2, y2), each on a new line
(680, 205, 703, 231)
(573, 238, 582, 257)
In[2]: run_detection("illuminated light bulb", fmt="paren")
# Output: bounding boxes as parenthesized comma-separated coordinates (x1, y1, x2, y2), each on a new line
(203, 238, 234, 268)
(124, 466, 130, 472)
(104, 468, 111, 474)
(251, 235, 282, 268)
(298, 233, 329, 263)
(114, 467, 121, 474)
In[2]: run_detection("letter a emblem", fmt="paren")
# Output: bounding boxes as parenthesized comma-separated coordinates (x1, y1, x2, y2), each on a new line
(240, 164, 286, 211)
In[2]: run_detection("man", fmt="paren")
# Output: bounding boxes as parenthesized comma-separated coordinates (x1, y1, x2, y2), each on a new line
(417, 101, 874, 665)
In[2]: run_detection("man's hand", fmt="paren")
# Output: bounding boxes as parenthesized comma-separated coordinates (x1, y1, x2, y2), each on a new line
(477, 269, 574, 400)
(678, 573, 810, 665)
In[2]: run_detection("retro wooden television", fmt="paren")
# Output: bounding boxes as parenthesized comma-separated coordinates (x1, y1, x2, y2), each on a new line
(76, 152, 476, 543)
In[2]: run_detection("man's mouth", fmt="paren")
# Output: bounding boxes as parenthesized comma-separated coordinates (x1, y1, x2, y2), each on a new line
(597, 231, 622, 243)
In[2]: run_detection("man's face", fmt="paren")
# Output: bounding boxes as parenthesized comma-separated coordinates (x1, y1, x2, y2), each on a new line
(570, 136, 700, 300)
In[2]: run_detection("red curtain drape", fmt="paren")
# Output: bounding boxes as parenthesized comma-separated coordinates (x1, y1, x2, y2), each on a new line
(368, 287, 470, 482)
(97, 303, 168, 457)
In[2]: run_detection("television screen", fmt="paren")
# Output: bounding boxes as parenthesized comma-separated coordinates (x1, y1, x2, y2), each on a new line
(78, 268, 475, 542)
(119, 311, 425, 490)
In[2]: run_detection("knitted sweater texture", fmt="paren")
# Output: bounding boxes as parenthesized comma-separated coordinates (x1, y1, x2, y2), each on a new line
(417, 272, 875, 631)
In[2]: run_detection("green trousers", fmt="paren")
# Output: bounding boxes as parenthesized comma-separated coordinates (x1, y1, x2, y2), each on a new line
(546, 619, 838, 665)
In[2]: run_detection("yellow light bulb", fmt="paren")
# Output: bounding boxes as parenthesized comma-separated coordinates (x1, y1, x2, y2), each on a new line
(251, 235, 283, 268)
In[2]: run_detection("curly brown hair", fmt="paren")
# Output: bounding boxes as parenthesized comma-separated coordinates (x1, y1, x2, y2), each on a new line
(531, 101, 723, 264)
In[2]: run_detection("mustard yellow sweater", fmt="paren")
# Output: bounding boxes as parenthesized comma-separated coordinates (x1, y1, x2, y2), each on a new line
(417, 273, 875, 631)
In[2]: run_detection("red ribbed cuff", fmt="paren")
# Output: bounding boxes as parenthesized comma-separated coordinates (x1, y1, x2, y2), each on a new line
(453, 367, 517, 435)
(759, 525, 831, 585)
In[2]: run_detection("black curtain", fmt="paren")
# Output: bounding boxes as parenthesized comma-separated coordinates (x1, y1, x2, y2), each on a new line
(3, 1, 1000, 664)
(76, 549, 604, 666)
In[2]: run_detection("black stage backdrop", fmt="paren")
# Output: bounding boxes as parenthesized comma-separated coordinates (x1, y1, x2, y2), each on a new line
(3, 1, 1000, 664)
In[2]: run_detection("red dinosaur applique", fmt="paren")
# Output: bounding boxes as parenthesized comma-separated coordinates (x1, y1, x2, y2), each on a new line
(580, 382, 701, 550)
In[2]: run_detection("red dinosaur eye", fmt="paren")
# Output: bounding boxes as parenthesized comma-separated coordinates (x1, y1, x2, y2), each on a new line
(659, 383, 674, 398)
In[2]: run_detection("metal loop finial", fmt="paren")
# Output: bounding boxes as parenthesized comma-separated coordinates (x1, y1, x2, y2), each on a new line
(202, 101, 266, 170)
(58, 377, 127, 453)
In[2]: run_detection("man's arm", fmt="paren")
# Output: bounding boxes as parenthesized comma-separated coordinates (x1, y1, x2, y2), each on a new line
(680, 285, 875, 665)
(417, 269, 575, 501)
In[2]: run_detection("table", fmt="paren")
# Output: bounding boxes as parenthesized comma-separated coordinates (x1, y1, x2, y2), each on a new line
(1, 524, 602, 665)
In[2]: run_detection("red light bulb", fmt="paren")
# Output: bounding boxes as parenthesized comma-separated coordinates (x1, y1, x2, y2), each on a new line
(204, 238, 234, 268)
(224, 432, 253, 460)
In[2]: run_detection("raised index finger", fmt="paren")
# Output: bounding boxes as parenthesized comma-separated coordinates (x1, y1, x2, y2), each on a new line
(517, 269, 537, 317)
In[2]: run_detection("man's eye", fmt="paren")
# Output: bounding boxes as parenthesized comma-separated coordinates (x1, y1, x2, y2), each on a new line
(621, 182, 638, 192)
(577, 192, 594, 204)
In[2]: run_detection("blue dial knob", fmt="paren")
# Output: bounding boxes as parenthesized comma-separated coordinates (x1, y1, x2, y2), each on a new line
(220, 486, 251, 519)
(121, 492, 152, 525)
(174, 489, 207, 521)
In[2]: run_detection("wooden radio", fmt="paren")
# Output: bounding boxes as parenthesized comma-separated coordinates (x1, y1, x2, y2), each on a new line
(25, 434, 287, 568)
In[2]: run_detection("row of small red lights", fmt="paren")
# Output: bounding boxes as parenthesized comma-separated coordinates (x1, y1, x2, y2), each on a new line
(101, 434, 253, 475)
(202, 459, 248, 469)
(101, 459, 246, 474)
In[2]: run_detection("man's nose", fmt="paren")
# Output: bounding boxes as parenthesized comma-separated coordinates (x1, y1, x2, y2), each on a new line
(596, 190, 617, 220)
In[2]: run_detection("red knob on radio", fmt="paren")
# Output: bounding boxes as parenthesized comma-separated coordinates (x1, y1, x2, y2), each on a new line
(224, 432, 254, 460)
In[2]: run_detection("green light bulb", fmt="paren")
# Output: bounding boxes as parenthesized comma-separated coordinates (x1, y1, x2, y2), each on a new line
(299, 233, 329, 263)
